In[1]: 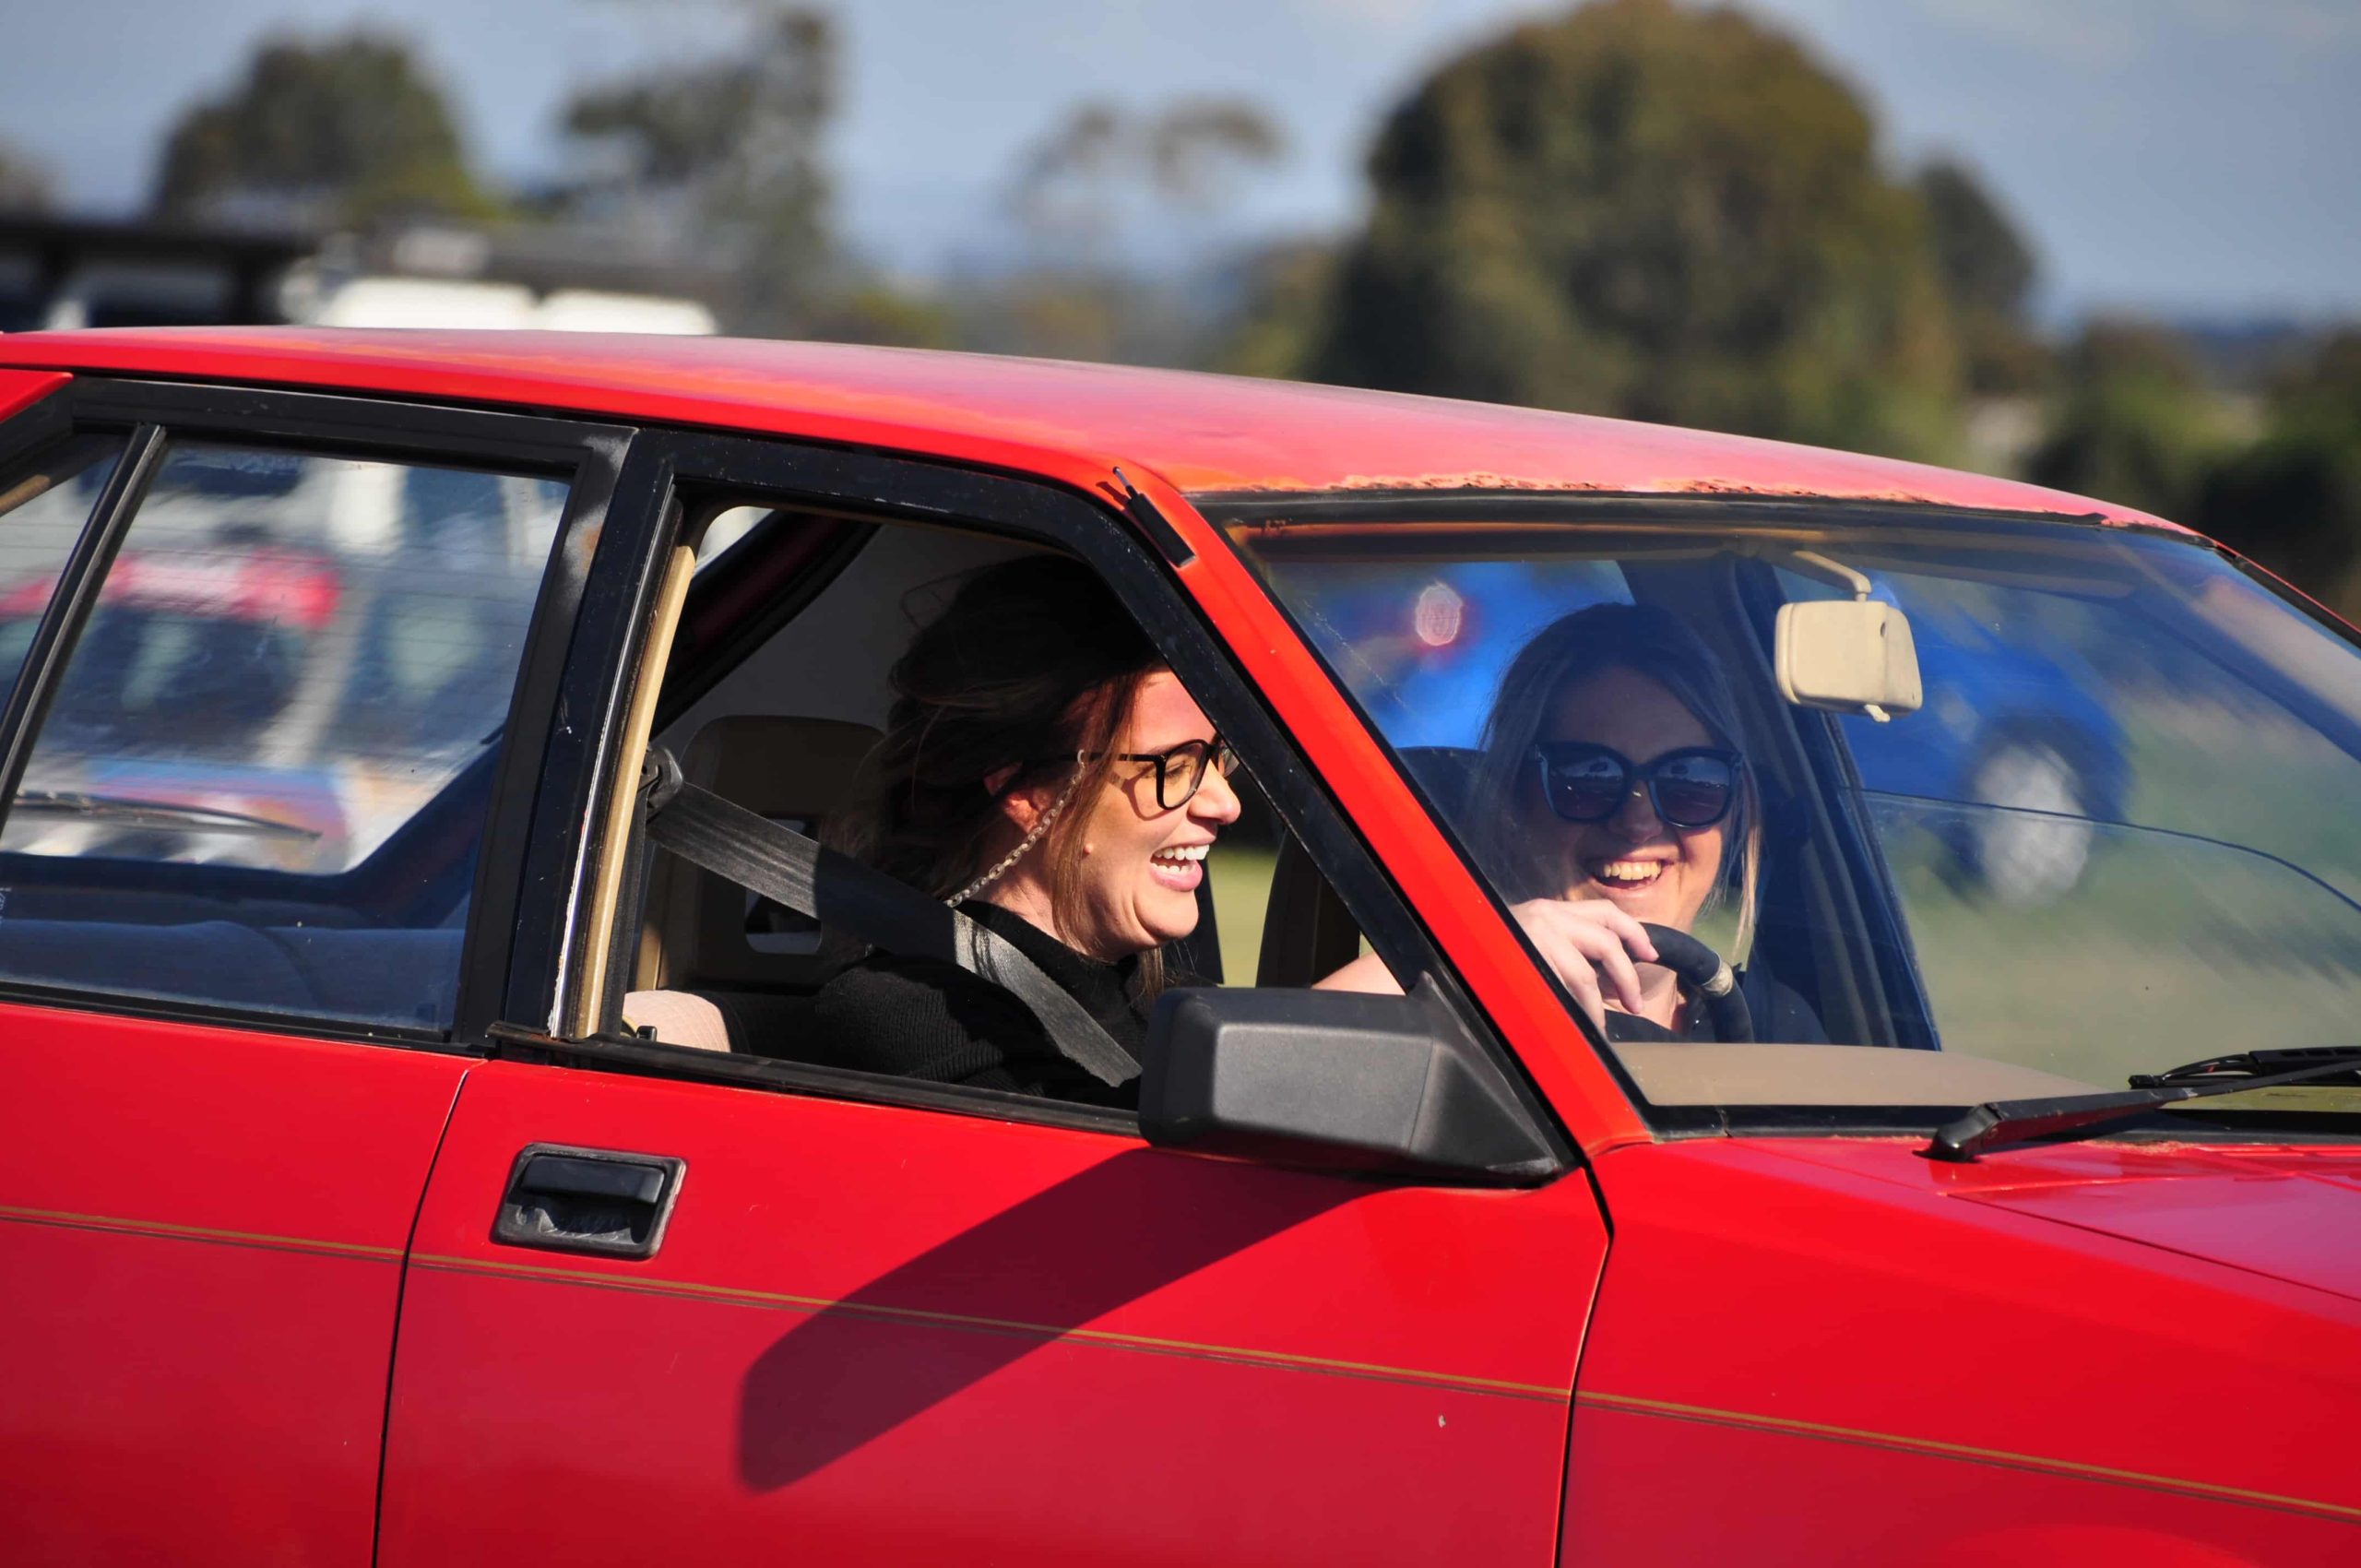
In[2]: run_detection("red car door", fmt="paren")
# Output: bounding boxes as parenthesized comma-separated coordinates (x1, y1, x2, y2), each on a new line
(0, 375, 622, 1563)
(378, 1061, 1605, 1565)
(374, 434, 1611, 1563)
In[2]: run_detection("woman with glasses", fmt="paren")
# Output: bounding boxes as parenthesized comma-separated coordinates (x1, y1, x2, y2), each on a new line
(1487, 602, 1821, 1040)
(811, 555, 1245, 1103)
(1328, 601, 1815, 1042)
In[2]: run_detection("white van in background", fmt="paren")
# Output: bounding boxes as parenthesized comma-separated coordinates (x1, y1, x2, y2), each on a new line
(34, 264, 718, 338)
(279, 268, 718, 335)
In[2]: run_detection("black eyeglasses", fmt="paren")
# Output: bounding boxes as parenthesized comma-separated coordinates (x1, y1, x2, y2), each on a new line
(1531, 742, 1743, 828)
(1099, 737, 1240, 811)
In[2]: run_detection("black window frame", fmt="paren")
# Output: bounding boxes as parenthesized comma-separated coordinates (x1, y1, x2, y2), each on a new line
(503, 427, 1576, 1163)
(0, 374, 633, 1051)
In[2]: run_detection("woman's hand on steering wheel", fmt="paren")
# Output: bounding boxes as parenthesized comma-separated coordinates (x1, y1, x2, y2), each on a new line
(1507, 898, 1659, 1032)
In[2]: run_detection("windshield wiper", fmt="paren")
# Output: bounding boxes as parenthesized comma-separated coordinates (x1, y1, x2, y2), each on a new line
(1926, 1046, 2361, 1162)
(7, 790, 323, 840)
(2127, 1047, 2361, 1087)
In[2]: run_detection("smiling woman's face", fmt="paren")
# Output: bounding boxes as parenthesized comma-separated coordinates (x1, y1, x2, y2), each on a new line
(1526, 667, 1726, 933)
(1058, 670, 1240, 960)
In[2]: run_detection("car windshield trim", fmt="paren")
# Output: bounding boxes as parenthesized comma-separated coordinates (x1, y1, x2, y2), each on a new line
(1196, 486, 2197, 542)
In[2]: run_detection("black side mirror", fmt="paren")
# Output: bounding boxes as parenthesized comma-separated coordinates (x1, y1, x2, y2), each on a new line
(1138, 978, 1564, 1184)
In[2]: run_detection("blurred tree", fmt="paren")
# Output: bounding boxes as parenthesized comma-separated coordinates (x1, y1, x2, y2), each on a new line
(968, 96, 1286, 367)
(942, 269, 1207, 367)
(2265, 332, 2361, 445)
(1215, 239, 1339, 378)
(2026, 320, 2226, 520)
(1147, 101, 1287, 204)
(151, 32, 497, 225)
(1010, 104, 1129, 244)
(0, 141, 55, 211)
(1307, 0, 1962, 458)
(807, 282, 956, 350)
(1917, 159, 2047, 394)
(2196, 330, 2361, 612)
(1010, 98, 1286, 255)
(560, 6, 836, 335)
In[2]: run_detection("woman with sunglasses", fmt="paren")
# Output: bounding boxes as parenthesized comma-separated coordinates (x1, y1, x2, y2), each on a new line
(1348, 601, 1816, 1042)
(811, 555, 1244, 1103)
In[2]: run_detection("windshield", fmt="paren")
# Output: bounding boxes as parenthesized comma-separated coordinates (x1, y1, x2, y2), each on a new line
(1223, 500, 2361, 1115)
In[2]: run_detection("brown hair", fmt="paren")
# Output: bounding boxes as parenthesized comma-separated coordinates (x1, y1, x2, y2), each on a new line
(836, 553, 1169, 975)
(1469, 601, 1762, 956)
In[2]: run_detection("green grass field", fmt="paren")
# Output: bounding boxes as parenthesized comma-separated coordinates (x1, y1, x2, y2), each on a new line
(1205, 842, 1278, 984)
(1879, 694, 2361, 1082)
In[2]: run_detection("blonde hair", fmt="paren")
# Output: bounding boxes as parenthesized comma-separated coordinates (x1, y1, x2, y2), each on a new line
(1468, 602, 1760, 957)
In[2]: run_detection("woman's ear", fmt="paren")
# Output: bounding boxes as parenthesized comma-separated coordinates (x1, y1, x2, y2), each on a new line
(992, 767, 1059, 833)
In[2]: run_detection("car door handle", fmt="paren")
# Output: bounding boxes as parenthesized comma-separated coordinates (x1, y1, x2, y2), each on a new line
(493, 1143, 686, 1260)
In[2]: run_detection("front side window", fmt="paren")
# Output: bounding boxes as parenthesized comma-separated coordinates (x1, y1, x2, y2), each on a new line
(1227, 502, 2361, 1118)
(607, 507, 1391, 1107)
(0, 440, 568, 1030)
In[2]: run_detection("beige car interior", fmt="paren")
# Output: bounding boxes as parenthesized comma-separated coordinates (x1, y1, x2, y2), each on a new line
(1617, 1042, 2102, 1106)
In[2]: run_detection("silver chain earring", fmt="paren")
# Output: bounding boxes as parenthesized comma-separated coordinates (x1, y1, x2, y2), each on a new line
(944, 753, 1087, 908)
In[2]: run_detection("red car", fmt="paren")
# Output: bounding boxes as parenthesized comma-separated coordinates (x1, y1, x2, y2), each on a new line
(0, 331, 2356, 1566)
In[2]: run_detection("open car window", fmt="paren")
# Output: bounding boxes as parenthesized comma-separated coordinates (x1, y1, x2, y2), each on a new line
(611, 507, 1382, 1088)
(1221, 501, 2361, 1112)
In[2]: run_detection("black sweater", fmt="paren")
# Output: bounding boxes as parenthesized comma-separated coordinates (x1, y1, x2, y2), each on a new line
(807, 902, 1189, 1107)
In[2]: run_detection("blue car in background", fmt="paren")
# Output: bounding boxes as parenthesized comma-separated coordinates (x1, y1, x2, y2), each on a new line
(1301, 561, 2128, 905)
(1842, 596, 2128, 904)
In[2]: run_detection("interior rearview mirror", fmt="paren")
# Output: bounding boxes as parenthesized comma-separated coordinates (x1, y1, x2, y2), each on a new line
(1774, 597, 1922, 722)
(1138, 978, 1561, 1183)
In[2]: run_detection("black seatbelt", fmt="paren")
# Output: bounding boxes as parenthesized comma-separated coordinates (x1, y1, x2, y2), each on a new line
(639, 749, 1141, 1087)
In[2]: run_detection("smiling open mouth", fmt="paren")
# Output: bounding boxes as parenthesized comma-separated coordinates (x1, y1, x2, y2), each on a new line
(1149, 841, 1207, 889)
(1590, 859, 1667, 889)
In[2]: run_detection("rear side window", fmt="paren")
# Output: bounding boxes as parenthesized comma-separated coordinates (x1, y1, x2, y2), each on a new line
(0, 441, 568, 1031)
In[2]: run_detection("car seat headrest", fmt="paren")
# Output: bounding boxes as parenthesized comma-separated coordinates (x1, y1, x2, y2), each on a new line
(681, 714, 882, 816)
(641, 714, 883, 989)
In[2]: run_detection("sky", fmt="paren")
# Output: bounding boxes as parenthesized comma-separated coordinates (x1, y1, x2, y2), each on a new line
(4, 0, 2358, 320)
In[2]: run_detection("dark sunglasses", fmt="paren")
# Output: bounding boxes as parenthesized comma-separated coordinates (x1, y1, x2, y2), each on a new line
(1531, 742, 1743, 828)
(1104, 736, 1240, 811)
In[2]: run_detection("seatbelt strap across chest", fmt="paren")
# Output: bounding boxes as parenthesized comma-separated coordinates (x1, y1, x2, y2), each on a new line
(640, 750, 1141, 1087)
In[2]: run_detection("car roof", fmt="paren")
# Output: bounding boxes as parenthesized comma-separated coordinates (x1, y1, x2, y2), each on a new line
(0, 327, 2176, 528)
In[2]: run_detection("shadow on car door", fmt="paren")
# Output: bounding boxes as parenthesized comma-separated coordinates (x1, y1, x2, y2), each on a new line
(375, 1058, 1607, 1566)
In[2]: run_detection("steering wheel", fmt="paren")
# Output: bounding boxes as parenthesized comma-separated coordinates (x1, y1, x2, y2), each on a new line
(1637, 923, 1754, 1043)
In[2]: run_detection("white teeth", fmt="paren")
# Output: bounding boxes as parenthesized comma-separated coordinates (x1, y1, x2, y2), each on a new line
(1596, 860, 1665, 885)
(1152, 844, 1208, 864)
